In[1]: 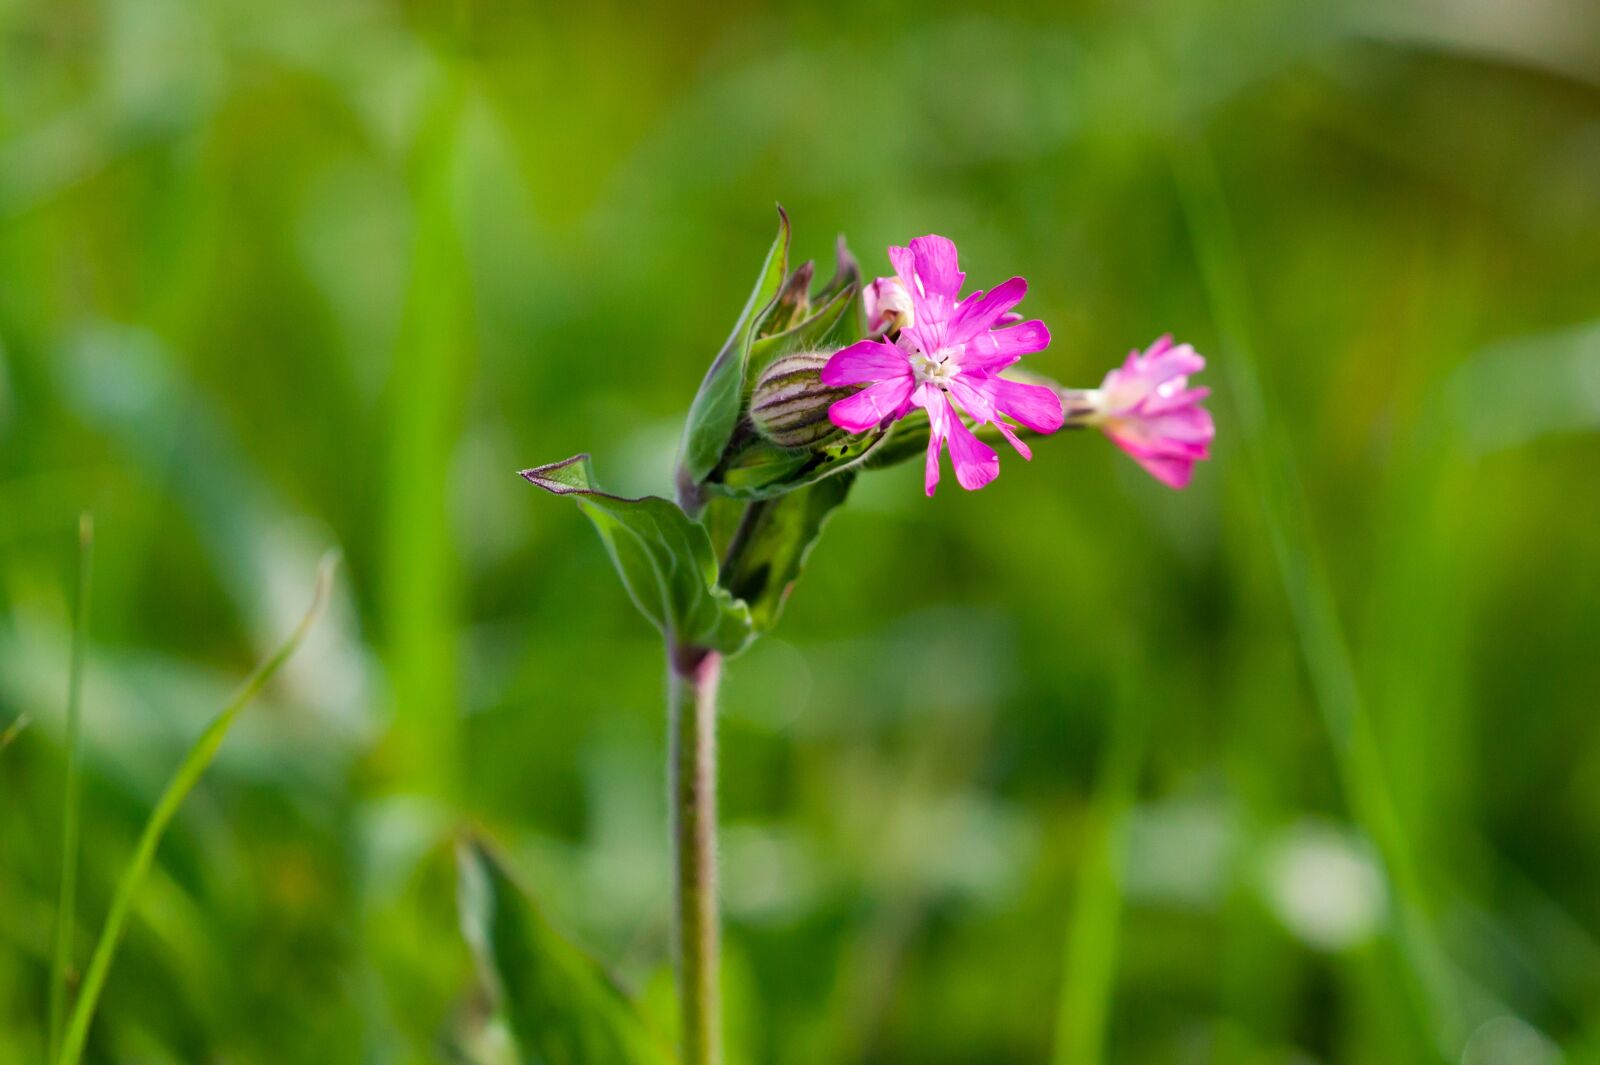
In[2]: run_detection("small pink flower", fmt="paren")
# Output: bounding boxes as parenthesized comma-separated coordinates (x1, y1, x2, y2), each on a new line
(863, 276, 914, 334)
(1086, 335, 1214, 488)
(823, 235, 1063, 495)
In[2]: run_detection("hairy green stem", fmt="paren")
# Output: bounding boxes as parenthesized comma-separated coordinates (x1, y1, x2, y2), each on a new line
(667, 645, 723, 1065)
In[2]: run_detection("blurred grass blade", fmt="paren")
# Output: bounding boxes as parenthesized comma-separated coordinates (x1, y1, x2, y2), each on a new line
(1051, 664, 1144, 1065)
(1172, 134, 1463, 1057)
(456, 837, 675, 1065)
(384, 64, 469, 800)
(55, 554, 336, 1065)
(48, 513, 93, 1065)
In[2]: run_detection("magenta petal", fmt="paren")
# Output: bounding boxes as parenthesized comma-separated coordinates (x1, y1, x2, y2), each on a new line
(960, 319, 1051, 374)
(1137, 345, 1204, 385)
(950, 276, 1026, 344)
(1140, 403, 1214, 447)
(987, 377, 1064, 434)
(922, 387, 950, 496)
(907, 235, 965, 307)
(945, 413, 1000, 491)
(993, 419, 1031, 460)
(821, 339, 910, 387)
(944, 376, 999, 421)
(1116, 441, 1198, 489)
(828, 376, 915, 433)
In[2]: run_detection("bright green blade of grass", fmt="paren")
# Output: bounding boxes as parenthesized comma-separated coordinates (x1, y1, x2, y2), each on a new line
(54, 554, 337, 1065)
(1172, 134, 1463, 1059)
(382, 57, 469, 800)
(48, 512, 93, 1064)
(1051, 662, 1146, 1065)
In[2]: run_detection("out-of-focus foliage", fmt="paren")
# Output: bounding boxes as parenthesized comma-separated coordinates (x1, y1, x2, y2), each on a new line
(2, 0, 1599, 1063)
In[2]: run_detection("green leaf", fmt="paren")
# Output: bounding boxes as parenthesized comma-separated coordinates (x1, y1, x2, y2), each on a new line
(678, 207, 792, 487)
(720, 474, 855, 633)
(457, 838, 674, 1065)
(520, 455, 753, 655)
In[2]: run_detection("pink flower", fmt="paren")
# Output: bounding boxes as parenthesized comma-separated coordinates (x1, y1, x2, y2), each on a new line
(863, 276, 914, 333)
(822, 235, 1063, 495)
(1086, 335, 1214, 488)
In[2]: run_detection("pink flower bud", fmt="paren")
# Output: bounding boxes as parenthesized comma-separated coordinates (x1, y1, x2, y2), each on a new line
(749, 351, 853, 449)
(863, 276, 914, 334)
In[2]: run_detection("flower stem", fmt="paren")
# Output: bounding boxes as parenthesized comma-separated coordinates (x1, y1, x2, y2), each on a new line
(668, 645, 723, 1065)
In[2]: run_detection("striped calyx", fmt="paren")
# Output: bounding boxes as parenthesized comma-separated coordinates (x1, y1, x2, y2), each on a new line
(749, 351, 852, 449)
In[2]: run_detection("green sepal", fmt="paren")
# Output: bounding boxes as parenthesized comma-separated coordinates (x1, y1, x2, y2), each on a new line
(762, 260, 814, 336)
(456, 837, 675, 1065)
(521, 454, 753, 655)
(706, 428, 889, 501)
(812, 235, 863, 325)
(745, 281, 859, 390)
(677, 207, 792, 488)
(717, 439, 814, 493)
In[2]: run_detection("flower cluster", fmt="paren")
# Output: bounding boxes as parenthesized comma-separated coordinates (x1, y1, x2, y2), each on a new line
(818, 234, 1214, 493)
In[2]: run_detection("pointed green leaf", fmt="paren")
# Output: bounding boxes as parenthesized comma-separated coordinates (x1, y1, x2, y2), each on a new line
(457, 839, 674, 1065)
(678, 208, 792, 486)
(721, 474, 855, 633)
(521, 455, 753, 654)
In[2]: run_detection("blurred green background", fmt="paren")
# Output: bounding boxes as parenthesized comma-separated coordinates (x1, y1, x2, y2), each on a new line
(4, 0, 1600, 1062)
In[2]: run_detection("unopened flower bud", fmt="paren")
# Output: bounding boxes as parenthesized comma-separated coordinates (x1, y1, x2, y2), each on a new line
(749, 351, 853, 449)
(864, 276, 914, 334)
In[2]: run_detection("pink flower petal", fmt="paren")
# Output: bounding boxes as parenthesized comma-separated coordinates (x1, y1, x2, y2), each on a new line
(992, 419, 1031, 461)
(987, 376, 1064, 434)
(960, 319, 1051, 374)
(945, 410, 1000, 491)
(1109, 435, 1201, 488)
(950, 277, 1026, 344)
(828, 376, 915, 433)
(922, 384, 950, 496)
(821, 339, 910, 387)
(945, 376, 1049, 461)
(907, 235, 965, 310)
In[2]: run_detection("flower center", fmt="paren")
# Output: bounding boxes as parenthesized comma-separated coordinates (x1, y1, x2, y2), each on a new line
(910, 345, 963, 389)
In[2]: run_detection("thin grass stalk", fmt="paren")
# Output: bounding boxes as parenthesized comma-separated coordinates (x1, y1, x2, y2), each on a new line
(47, 513, 93, 1064)
(1051, 656, 1145, 1065)
(1172, 133, 1463, 1057)
(55, 555, 336, 1065)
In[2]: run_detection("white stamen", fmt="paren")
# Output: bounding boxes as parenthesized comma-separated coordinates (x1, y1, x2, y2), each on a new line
(910, 345, 963, 389)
